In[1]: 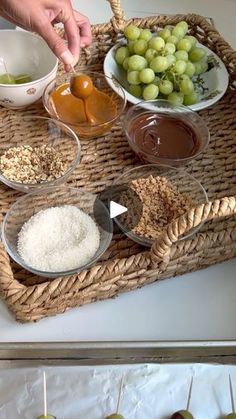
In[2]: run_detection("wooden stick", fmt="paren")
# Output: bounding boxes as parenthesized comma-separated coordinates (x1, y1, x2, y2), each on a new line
(116, 375, 124, 413)
(229, 374, 235, 413)
(186, 376, 193, 411)
(43, 371, 47, 417)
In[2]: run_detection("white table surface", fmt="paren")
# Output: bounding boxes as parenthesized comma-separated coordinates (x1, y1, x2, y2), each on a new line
(0, 0, 236, 343)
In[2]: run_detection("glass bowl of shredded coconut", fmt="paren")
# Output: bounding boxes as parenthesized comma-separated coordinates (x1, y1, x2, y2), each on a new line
(0, 116, 81, 193)
(2, 186, 113, 277)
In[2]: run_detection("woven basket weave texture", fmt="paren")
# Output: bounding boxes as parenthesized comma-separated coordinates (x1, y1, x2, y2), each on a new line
(0, 0, 236, 321)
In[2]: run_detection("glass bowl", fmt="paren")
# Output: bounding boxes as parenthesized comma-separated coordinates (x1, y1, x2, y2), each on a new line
(0, 116, 81, 193)
(43, 71, 127, 139)
(112, 164, 208, 247)
(1, 186, 113, 277)
(123, 99, 209, 166)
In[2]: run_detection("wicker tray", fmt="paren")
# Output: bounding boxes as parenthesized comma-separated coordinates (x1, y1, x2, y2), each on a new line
(0, 0, 236, 322)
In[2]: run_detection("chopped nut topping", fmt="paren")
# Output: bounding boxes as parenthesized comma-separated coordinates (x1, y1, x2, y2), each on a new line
(120, 175, 193, 240)
(0, 144, 67, 184)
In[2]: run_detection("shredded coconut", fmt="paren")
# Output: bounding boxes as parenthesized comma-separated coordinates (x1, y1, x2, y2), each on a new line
(17, 205, 100, 272)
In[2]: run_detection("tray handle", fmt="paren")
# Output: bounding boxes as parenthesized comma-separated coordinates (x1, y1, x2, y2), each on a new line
(150, 196, 236, 268)
(107, 0, 126, 30)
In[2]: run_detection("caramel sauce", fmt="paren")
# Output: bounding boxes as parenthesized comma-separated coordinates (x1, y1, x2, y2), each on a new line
(50, 83, 117, 127)
(128, 112, 200, 160)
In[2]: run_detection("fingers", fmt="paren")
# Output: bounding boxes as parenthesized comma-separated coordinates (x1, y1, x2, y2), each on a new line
(35, 17, 74, 66)
(63, 14, 80, 65)
(73, 10, 92, 48)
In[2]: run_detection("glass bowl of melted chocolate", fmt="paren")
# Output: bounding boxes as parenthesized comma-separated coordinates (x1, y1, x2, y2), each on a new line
(124, 99, 209, 166)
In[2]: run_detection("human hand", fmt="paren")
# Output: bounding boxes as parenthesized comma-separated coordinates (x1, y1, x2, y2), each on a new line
(0, 0, 92, 70)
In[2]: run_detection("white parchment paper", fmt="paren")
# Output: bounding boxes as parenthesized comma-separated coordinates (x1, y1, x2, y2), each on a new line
(0, 363, 234, 418)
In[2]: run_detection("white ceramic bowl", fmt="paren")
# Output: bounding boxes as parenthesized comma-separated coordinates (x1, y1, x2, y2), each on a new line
(0, 30, 58, 109)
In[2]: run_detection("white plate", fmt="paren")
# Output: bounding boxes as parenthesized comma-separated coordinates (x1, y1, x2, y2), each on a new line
(103, 42, 229, 111)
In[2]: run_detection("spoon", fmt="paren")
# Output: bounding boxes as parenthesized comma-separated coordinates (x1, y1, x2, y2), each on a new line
(0, 57, 15, 84)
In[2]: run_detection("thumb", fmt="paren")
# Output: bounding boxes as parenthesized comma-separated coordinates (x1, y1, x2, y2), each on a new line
(36, 20, 74, 66)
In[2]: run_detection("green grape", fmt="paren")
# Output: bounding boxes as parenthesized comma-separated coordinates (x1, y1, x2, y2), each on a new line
(179, 78, 194, 95)
(184, 35, 197, 48)
(128, 55, 147, 71)
(148, 36, 165, 51)
(37, 416, 56, 419)
(124, 24, 141, 40)
(194, 62, 204, 75)
(134, 39, 148, 55)
(139, 68, 155, 83)
(159, 27, 171, 40)
(164, 42, 176, 54)
(142, 83, 159, 100)
(0, 73, 15, 84)
(150, 56, 169, 72)
(173, 60, 187, 74)
(166, 35, 179, 45)
(122, 57, 129, 71)
(139, 28, 152, 41)
(183, 91, 199, 105)
(168, 91, 184, 105)
(177, 38, 192, 52)
(172, 25, 185, 39)
(174, 50, 188, 61)
(189, 47, 206, 62)
(166, 54, 176, 67)
(115, 46, 130, 65)
(175, 21, 189, 34)
(127, 70, 141, 85)
(106, 415, 124, 419)
(128, 41, 135, 54)
(159, 79, 174, 95)
(184, 61, 195, 77)
(145, 48, 157, 62)
(153, 75, 161, 85)
(129, 84, 143, 97)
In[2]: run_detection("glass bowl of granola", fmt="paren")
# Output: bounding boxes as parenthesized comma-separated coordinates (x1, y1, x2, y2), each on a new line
(112, 164, 208, 247)
(0, 116, 81, 192)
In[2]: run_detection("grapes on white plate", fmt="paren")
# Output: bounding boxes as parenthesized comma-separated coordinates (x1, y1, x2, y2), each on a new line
(150, 56, 169, 72)
(184, 61, 196, 77)
(177, 38, 192, 52)
(179, 78, 194, 95)
(159, 79, 174, 95)
(173, 60, 187, 74)
(134, 39, 148, 55)
(124, 24, 141, 40)
(145, 48, 157, 62)
(174, 50, 188, 62)
(139, 68, 155, 84)
(128, 55, 147, 71)
(164, 42, 176, 55)
(189, 47, 206, 62)
(166, 35, 179, 45)
(148, 36, 165, 51)
(168, 91, 184, 105)
(183, 91, 199, 105)
(115, 46, 129, 65)
(129, 84, 143, 98)
(143, 83, 159, 100)
(139, 28, 152, 41)
(127, 70, 141, 85)
(158, 27, 171, 40)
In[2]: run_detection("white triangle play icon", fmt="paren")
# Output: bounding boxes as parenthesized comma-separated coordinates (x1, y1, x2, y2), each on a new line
(110, 201, 128, 219)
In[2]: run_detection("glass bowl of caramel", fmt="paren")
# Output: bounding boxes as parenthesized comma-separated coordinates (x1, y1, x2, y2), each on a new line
(112, 164, 208, 247)
(123, 99, 209, 166)
(43, 71, 127, 139)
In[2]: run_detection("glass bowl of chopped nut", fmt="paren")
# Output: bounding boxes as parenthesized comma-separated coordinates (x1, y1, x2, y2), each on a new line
(0, 116, 81, 192)
(112, 164, 208, 247)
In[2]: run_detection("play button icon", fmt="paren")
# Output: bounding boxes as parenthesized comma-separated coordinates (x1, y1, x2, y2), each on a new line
(94, 183, 143, 234)
(109, 201, 128, 219)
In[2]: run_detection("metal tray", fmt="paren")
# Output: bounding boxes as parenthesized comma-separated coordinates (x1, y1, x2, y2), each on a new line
(1, 340, 236, 365)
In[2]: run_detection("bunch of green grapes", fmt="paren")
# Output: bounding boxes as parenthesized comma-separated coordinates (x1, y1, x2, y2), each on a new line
(114, 21, 209, 106)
